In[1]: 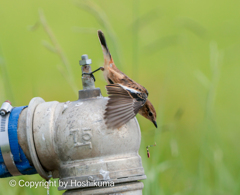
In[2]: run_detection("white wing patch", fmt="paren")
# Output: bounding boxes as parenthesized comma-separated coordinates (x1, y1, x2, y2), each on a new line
(119, 84, 141, 94)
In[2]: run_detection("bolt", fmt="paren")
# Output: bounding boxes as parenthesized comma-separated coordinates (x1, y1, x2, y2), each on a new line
(79, 54, 92, 66)
(0, 110, 5, 116)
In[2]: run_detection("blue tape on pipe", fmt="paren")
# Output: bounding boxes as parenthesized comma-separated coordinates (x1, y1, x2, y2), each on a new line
(0, 106, 37, 178)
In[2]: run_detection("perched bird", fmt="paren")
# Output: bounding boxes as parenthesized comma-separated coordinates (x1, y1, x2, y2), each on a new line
(85, 30, 157, 129)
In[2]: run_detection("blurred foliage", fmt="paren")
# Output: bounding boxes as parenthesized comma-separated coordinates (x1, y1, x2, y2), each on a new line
(0, 0, 240, 194)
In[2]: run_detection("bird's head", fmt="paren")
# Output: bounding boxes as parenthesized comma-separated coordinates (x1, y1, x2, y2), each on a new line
(138, 99, 157, 128)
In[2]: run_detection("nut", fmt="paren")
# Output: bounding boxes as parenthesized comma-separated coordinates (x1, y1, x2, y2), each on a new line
(79, 54, 92, 65)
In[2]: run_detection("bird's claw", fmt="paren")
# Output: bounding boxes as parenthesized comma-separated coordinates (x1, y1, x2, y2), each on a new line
(82, 72, 96, 82)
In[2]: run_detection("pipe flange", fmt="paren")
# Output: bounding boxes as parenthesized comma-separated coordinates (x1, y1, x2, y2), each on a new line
(26, 97, 51, 180)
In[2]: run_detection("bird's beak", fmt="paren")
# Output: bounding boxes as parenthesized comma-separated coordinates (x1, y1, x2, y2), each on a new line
(153, 121, 158, 128)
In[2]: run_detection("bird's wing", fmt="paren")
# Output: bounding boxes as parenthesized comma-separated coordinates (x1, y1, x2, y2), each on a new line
(104, 83, 147, 129)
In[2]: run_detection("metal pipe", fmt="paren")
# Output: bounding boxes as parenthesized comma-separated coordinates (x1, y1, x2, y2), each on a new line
(80, 54, 95, 90)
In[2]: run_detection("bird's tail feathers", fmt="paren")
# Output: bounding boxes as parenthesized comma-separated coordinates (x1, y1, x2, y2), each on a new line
(98, 30, 112, 63)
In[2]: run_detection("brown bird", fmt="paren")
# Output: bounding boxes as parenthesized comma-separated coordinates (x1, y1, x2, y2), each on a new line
(85, 30, 157, 129)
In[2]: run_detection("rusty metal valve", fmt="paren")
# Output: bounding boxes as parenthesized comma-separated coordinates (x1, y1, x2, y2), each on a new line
(5, 54, 146, 194)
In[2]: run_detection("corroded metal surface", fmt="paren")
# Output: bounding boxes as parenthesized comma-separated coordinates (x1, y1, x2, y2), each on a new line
(26, 97, 51, 180)
(80, 54, 95, 90)
(18, 94, 146, 192)
(63, 181, 144, 195)
(16, 54, 146, 194)
(78, 88, 102, 99)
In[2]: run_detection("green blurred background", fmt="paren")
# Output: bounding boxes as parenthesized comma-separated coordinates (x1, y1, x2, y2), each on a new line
(0, 0, 240, 194)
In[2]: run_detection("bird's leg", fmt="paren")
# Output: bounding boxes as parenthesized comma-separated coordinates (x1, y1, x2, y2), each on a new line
(82, 67, 104, 82)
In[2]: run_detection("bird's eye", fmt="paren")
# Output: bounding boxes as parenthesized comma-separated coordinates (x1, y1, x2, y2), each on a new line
(149, 112, 153, 117)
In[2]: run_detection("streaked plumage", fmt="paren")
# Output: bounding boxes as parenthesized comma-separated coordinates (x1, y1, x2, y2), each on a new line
(104, 83, 148, 128)
(90, 30, 157, 129)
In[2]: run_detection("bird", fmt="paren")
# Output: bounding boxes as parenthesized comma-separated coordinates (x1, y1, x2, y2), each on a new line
(84, 30, 157, 129)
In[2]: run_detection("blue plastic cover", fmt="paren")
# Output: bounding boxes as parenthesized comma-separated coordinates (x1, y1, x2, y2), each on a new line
(0, 106, 37, 178)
